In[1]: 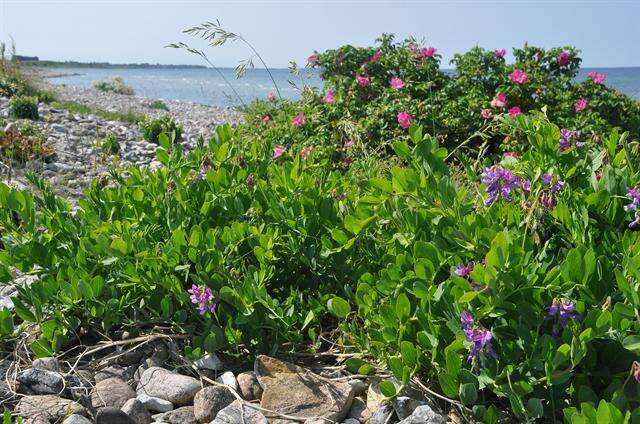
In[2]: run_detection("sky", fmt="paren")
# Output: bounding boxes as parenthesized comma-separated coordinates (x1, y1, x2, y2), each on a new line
(1, 0, 639, 68)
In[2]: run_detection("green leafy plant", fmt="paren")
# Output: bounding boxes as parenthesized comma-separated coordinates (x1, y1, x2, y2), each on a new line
(93, 77, 135, 95)
(139, 115, 183, 144)
(99, 131, 120, 156)
(149, 100, 169, 111)
(0, 121, 54, 162)
(8, 95, 39, 120)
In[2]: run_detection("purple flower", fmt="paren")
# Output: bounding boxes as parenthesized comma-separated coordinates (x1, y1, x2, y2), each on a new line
(188, 284, 217, 315)
(625, 187, 640, 229)
(455, 263, 474, 277)
(480, 165, 520, 205)
(546, 298, 580, 337)
(542, 173, 552, 185)
(460, 311, 497, 363)
(560, 129, 580, 152)
(542, 173, 565, 193)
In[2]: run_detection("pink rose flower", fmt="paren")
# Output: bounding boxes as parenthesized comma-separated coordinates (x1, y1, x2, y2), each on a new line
(494, 49, 507, 58)
(397, 111, 412, 129)
(355, 73, 370, 87)
(370, 50, 382, 63)
(300, 146, 313, 160)
(322, 90, 336, 104)
(503, 151, 519, 159)
(510, 69, 529, 85)
(422, 47, 437, 58)
(308, 53, 319, 66)
(273, 145, 286, 159)
(262, 115, 271, 123)
(490, 93, 508, 109)
(267, 92, 276, 102)
(345, 139, 355, 148)
(390, 77, 405, 89)
(575, 98, 588, 113)
(588, 71, 605, 84)
(481, 109, 492, 120)
(292, 112, 305, 128)
(508, 106, 522, 118)
(558, 51, 570, 66)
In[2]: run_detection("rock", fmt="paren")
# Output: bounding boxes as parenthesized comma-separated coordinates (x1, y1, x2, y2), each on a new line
(366, 379, 400, 412)
(91, 377, 136, 408)
(397, 405, 446, 424)
(237, 371, 263, 401)
(367, 405, 393, 424)
(348, 379, 368, 396)
(95, 365, 127, 383)
(347, 397, 371, 422)
(255, 355, 354, 423)
(212, 400, 268, 424)
(50, 124, 67, 133)
(342, 419, 360, 424)
(62, 415, 93, 424)
(393, 397, 426, 420)
(16, 368, 64, 395)
(134, 357, 162, 383)
(137, 392, 173, 412)
(215, 371, 238, 391)
(193, 385, 235, 423)
(162, 406, 197, 424)
(136, 366, 200, 406)
(32, 357, 60, 372)
(16, 395, 88, 421)
(121, 398, 152, 424)
(194, 354, 223, 371)
(96, 406, 136, 424)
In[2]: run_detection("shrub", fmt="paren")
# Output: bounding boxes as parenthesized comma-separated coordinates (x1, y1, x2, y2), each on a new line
(0, 121, 53, 162)
(50, 100, 92, 114)
(139, 115, 182, 144)
(96, 109, 144, 124)
(93, 77, 135, 95)
(99, 131, 120, 156)
(8, 95, 39, 120)
(149, 100, 169, 111)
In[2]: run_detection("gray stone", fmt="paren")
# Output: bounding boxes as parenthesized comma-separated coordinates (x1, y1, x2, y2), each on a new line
(342, 419, 360, 424)
(136, 392, 173, 412)
(215, 371, 238, 391)
(134, 357, 163, 383)
(16, 395, 88, 421)
(162, 406, 197, 424)
(255, 355, 354, 423)
(121, 398, 152, 424)
(212, 400, 268, 424)
(32, 357, 60, 372)
(136, 366, 200, 406)
(96, 406, 136, 424)
(367, 405, 393, 424)
(397, 405, 447, 424)
(95, 365, 127, 383)
(91, 377, 136, 408)
(237, 371, 262, 401)
(393, 396, 427, 420)
(62, 414, 93, 424)
(193, 385, 235, 423)
(193, 354, 223, 371)
(347, 397, 371, 422)
(348, 379, 368, 396)
(16, 368, 64, 395)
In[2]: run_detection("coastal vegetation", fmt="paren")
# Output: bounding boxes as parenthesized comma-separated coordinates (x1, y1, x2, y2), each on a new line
(93, 76, 135, 95)
(1, 33, 640, 422)
(8, 96, 38, 120)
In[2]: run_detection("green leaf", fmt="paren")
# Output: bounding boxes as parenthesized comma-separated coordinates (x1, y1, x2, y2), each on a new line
(527, 398, 544, 418)
(378, 380, 397, 398)
(396, 293, 411, 320)
(622, 335, 640, 353)
(459, 382, 478, 405)
(400, 341, 417, 368)
(327, 297, 350, 318)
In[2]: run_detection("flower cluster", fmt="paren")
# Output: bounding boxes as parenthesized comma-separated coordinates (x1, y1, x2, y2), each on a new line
(300, 146, 313, 160)
(188, 284, 216, 315)
(292, 112, 305, 128)
(558, 51, 570, 66)
(510, 69, 529, 85)
(480, 165, 521, 205)
(494, 48, 507, 58)
(355, 74, 370, 87)
(575, 97, 588, 113)
(490, 92, 507, 108)
(541, 173, 565, 209)
(273, 145, 286, 159)
(322, 90, 336, 104)
(455, 263, 473, 277)
(397, 111, 412, 129)
(389, 77, 405, 90)
(625, 187, 640, 229)
(460, 311, 497, 364)
(546, 298, 580, 337)
(559, 129, 581, 151)
(508, 106, 522, 118)
(588, 71, 606, 84)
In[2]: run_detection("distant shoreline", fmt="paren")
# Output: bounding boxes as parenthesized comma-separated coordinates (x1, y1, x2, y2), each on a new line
(21, 60, 207, 69)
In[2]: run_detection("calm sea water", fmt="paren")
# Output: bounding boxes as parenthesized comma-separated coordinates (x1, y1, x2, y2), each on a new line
(44, 66, 640, 107)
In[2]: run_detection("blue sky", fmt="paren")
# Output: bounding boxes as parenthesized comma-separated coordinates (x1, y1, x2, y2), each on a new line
(1, 0, 639, 68)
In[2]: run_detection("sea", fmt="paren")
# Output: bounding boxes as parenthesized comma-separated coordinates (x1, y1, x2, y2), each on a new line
(43, 66, 640, 107)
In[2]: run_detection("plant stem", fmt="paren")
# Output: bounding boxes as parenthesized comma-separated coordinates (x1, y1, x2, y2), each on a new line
(240, 36, 282, 100)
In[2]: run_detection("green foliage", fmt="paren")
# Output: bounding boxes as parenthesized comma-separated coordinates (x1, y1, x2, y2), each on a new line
(149, 100, 169, 111)
(139, 115, 183, 144)
(8, 95, 38, 120)
(50, 100, 92, 114)
(0, 121, 54, 162)
(93, 77, 135, 95)
(96, 109, 144, 124)
(99, 131, 120, 156)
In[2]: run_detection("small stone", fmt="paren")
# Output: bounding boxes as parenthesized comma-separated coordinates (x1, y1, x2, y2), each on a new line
(121, 398, 152, 424)
(347, 397, 371, 422)
(342, 419, 360, 424)
(96, 406, 136, 424)
(367, 405, 393, 424)
(16, 395, 88, 421)
(162, 406, 197, 424)
(137, 392, 173, 412)
(193, 385, 235, 423)
(16, 368, 64, 395)
(91, 377, 136, 408)
(347, 379, 368, 396)
(62, 415, 93, 424)
(193, 354, 223, 371)
(136, 366, 200, 406)
(212, 400, 268, 424)
(95, 365, 127, 383)
(397, 404, 447, 424)
(32, 357, 60, 372)
(237, 371, 263, 401)
(215, 371, 238, 391)
(134, 357, 163, 383)
(393, 396, 426, 420)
